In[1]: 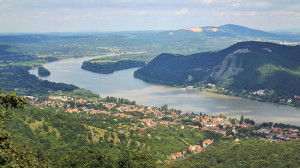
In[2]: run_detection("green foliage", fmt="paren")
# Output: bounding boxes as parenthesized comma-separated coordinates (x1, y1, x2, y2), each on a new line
(105, 96, 136, 105)
(161, 104, 168, 112)
(60, 89, 100, 99)
(135, 41, 300, 96)
(82, 60, 145, 74)
(38, 67, 50, 76)
(57, 148, 116, 168)
(118, 150, 157, 168)
(0, 66, 78, 95)
(239, 115, 244, 124)
(0, 89, 48, 167)
(7, 104, 220, 162)
(166, 139, 300, 168)
(56, 148, 156, 168)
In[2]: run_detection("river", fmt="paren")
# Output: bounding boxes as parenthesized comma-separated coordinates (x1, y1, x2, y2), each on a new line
(29, 55, 300, 126)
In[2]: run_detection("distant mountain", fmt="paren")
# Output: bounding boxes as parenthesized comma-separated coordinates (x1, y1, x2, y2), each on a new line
(218, 24, 277, 37)
(153, 24, 281, 39)
(134, 41, 300, 95)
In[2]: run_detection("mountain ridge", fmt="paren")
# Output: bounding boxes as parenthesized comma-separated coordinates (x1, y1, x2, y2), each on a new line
(165, 24, 281, 38)
(134, 41, 300, 96)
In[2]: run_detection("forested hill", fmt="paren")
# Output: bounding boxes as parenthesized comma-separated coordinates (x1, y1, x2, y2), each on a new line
(164, 139, 300, 168)
(134, 41, 300, 96)
(81, 60, 146, 74)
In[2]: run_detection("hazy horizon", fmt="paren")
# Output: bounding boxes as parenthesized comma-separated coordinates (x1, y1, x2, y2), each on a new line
(1, 0, 300, 33)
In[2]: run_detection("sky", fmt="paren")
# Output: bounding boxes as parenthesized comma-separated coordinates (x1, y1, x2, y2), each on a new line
(1, 0, 300, 32)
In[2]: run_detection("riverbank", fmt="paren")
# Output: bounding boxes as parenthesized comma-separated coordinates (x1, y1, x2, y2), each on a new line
(134, 71, 300, 107)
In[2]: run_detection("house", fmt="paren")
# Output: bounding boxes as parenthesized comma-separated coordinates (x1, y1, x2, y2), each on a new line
(196, 147, 203, 153)
(188, 145, 196, 152)
(188, 145, 201, 153)
(189, 125, 199, 129)
(171, 152, 182, 159)
(203, 139, 214, 148)
(287, 98, 293, 103)
(288, 128, 299, 133)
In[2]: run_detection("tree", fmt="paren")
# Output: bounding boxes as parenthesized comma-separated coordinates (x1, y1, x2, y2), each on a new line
(0, 89, 47, 167)
(161, 104, 168, 112)
(239, 115, 244, 124)
(118, 150, 156, 168)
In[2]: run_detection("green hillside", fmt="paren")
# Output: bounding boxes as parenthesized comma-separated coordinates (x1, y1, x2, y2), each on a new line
(6, 104, 218, 164)
(1, 88, 299, 167)
(164, 139, 300, 168)
(134, 41, 300, 97)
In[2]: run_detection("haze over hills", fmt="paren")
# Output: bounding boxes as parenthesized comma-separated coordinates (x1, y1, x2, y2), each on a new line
(161, 24, 281, 38)
(134, 41, 300, 96)
(0, 24, 299, 65)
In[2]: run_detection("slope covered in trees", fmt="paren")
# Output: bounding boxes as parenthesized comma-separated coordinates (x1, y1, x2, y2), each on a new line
(0, 89, 157, 167)
(0, 66, 78, 95)
(164, 139, 300, 168)
(0, 89, 46, 167)
(1, 89, 300, 167)
(135, 41, 300, 96)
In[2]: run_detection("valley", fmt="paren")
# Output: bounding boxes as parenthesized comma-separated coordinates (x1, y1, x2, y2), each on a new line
(0, 24, 300, 167)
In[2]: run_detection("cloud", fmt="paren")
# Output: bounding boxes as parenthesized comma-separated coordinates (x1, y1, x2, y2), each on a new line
(1, 0, 300, 32)
(269, 10, 300, 17)
(202, 0, 214, 4)
(138, 10, 151, 15)
(175, 8, 189, 15)
(232, 3, 240, 7)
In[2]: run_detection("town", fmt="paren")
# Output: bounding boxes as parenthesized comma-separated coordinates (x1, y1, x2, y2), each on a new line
(25, 91, 300, 160)
(188, 83, 300, 107)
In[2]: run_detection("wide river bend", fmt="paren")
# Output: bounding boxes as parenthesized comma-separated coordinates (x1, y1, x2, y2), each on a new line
(29, 55, 300, 126)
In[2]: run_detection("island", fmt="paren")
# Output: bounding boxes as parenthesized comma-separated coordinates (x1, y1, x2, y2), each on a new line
(81, 59, 146, 74)
(38, 67, 51, 76)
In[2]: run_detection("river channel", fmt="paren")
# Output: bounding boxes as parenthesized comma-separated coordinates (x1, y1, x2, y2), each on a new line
(29, 55, 300, 126)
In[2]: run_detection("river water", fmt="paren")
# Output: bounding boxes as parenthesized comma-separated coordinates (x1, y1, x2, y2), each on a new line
(29, 55, 300, 126)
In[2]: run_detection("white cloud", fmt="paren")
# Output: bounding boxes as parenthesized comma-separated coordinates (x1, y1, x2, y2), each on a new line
(202, 0, 214, 4)
(232, 3, 240, 7)
(138, 10, 151, 15)
(175, 8, 189, 15)
(1, 0, 300, 32)
(219, 11, 227, 16)
(250, 2, 270, 8)
(269, 10, 300, 17)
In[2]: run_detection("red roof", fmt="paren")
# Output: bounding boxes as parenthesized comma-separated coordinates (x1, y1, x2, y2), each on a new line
(171, 152, 182, 158)
(203, 139, 214, 144)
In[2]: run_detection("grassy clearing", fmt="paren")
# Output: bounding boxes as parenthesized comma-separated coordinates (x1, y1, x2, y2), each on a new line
(258, 64, 300, 83)
(85, 125, 107, 143)
(28, 118, 44, 130)
(48, 126, 60, 137)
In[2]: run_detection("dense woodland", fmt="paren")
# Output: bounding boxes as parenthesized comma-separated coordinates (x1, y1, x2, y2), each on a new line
(135, 41, 300, 105)
(166, 139, 300, 168)
(7, 105, 221, 162)
(81, 60, 146, 74)
(0, 66, 78, 95)
(38, 67, 51, 76)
